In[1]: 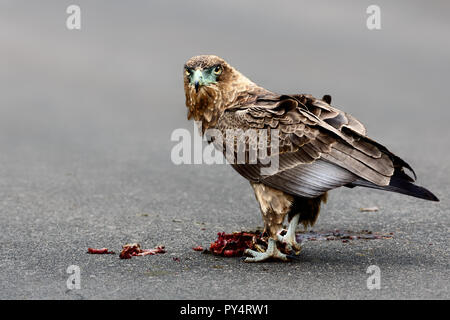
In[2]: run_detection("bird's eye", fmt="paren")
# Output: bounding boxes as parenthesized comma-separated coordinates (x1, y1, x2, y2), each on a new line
(185, 69, 191, 77)
(213, 65, 222, 75)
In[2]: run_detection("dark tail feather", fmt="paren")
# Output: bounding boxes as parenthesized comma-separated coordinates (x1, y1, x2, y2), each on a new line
(351, 174, 439, 202)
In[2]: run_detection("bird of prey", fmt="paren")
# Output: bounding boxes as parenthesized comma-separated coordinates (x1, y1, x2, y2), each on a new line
(183, 55, 439, 262)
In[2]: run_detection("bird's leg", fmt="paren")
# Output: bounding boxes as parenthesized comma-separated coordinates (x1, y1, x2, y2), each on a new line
(277, 213, 302, 255)
(246, 182, 294, 262)
(244, 238, 289, 262)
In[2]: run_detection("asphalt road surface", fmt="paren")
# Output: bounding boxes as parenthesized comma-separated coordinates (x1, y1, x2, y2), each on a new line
(0, 1, 449, 299)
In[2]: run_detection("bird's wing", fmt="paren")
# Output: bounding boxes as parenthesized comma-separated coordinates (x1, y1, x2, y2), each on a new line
(216, 94, 416, 198)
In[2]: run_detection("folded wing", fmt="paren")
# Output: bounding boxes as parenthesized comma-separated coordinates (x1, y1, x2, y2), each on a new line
(217, 93, 438, 201)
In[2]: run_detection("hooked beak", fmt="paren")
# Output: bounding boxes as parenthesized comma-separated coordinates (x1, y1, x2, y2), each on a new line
(192, 69, 204, 93)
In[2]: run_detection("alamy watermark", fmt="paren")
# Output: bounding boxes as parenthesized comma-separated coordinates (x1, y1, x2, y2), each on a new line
(366, 265, 381, 290)
(171, 121, 279, 175)
(66, 5, 81, 30)
(366, 5, 381, 30)
(66, 265, 81, 290)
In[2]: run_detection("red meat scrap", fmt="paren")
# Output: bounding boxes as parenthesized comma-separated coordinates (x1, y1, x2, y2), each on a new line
(119, 243, 166, 259)
(209, 232, 263, 257)
(87, 248, 115, 254)
(200, 229, 394, 258)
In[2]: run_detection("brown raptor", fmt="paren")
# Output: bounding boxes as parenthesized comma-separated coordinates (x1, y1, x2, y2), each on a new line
(183, 55, 439, 262)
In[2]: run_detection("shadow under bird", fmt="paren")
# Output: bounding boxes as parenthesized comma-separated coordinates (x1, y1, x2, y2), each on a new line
(182, 55, 439, 262)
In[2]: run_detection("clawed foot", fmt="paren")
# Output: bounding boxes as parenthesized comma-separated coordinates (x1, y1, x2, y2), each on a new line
(244, 238, 289, 262)
(277, 230, 302, 255)
(243, 214, 304, 262)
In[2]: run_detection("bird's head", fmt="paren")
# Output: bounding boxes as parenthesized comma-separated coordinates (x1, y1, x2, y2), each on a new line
(184, 55, 227, 93)
(183, 55, 259, 129)
(183, 55, 240, 94)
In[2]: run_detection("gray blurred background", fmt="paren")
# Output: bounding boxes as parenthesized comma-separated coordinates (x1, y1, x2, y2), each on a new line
(0, 0, 448, 299)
